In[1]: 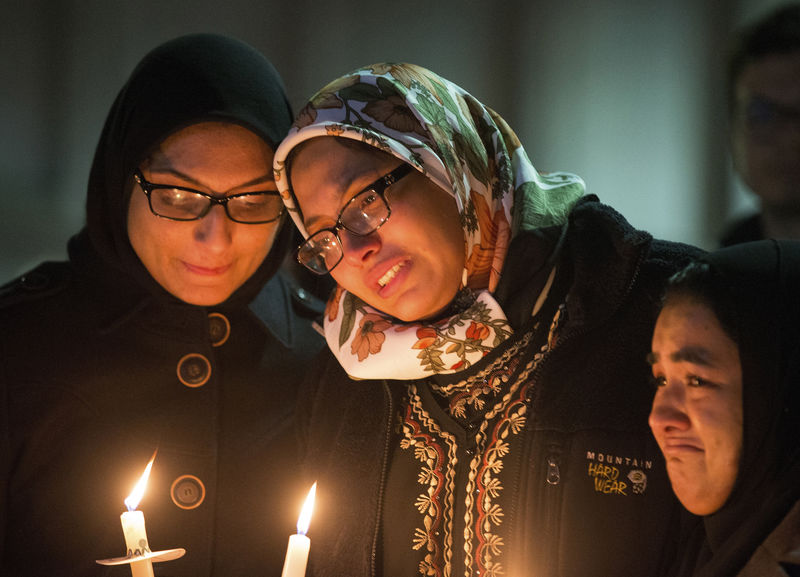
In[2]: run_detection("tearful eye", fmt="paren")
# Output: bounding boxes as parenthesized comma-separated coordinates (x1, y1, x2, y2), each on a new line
(687, 376, 708, 388)
(357, 193, 378, 211)
(652, 375, 667, 388)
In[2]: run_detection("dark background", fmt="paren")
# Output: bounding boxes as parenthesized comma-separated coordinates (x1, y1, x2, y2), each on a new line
(0, 0, 777, 281)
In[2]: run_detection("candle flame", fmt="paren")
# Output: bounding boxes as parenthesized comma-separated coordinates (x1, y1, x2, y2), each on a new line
(124, 451, 157, 512)
(296, 482, 317, 535)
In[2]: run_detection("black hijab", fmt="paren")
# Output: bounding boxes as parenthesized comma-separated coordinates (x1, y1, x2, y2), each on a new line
(68, 33, 293, 307)
(678, 240, 800, 576)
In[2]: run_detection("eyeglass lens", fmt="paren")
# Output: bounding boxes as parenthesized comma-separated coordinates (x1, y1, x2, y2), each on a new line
(148, 187, 282, 223)
(296, 163, 413, 274)
(340, 190, 387, 234)
(297, 232, 342, 273)
(298, 190, 390, 273)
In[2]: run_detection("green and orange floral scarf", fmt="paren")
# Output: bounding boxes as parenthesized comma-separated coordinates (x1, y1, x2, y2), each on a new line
(274, 63, 584, 380)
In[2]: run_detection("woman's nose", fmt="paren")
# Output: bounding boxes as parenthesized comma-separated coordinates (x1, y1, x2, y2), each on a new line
(339, 228, 381, 265)
(194, 205, 233, 248)
(649, 383, 691, 433)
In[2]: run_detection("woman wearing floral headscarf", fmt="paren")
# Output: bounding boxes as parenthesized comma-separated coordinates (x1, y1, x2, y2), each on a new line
(275, 63, 700, 576)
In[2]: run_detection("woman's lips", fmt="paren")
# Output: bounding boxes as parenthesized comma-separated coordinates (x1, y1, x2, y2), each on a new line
(378, 262, 404, 287)
(183, 261, 232, 276)
(372, 259, 410, 297)
(660, 438, 704, 456)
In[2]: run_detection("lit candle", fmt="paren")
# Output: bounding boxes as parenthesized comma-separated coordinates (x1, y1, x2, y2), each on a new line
(120, 453, 156, 577)
(281, 482, 317, 577)
(96, 452, 184, 574)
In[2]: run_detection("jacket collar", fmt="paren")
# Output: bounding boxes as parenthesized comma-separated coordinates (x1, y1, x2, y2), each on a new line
(559, 196, 651, 330)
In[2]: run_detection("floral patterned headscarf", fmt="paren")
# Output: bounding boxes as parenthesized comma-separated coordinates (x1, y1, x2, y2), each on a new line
(274, 63, 584, 379)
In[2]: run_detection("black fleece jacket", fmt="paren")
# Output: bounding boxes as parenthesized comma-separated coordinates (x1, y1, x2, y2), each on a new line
(296, 196, 703, 577)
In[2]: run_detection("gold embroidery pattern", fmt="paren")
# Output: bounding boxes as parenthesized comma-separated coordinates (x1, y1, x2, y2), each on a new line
(400, 304, 567, 576)
(400, 387, 459, 576)
(428, 330, 533, 398)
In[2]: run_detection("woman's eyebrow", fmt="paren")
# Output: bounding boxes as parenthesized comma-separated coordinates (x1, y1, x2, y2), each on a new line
(147, 166, 274, 190)
(667, 346, 715, 366)
(647, 346, 715, 367)
(300, 167, 375, 230)
(146, 166, 203, 187)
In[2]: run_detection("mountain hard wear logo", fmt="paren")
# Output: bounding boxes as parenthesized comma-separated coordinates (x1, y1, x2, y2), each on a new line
(585, 451, 652, 496)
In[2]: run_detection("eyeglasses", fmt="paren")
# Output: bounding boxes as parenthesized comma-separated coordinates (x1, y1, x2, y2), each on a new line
(740, 95, 800, 142)
(296, 163, 414, 274)
(133, 169, 284, 224)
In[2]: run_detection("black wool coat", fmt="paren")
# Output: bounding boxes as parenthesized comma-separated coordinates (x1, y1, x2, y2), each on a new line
(0, 252, 324, 577)
(0, 33, 326, 577)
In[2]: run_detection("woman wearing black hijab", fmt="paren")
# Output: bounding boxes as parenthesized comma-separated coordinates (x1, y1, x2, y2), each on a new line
(649, 239, 800, 576)
(0, 34, 324, 576)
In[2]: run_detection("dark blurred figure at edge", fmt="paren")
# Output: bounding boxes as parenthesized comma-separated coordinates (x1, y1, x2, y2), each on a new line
(722, 4, 800, 246)
(0, 34, 326, 576)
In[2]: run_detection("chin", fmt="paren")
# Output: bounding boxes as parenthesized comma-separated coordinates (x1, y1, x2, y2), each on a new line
(383, 306, 419, 323)
(392, 301, 449, 323)
(673, 485, 727, 516)
(680, 498, 720, 517)
(173, 287, 233, 307)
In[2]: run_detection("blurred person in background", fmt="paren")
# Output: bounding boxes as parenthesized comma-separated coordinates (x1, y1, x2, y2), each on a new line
(722, 4, 800, 246)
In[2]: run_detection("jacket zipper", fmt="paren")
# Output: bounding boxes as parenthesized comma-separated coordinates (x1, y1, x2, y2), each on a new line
(522, 241, 647, 570)
(370, 380, 394, 577)
(546, 455, 561, 485)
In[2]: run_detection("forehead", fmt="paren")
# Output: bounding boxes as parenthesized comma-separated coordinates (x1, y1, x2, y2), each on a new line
(292, 137, 393, 179)
(289, 138, 396, 210)
(738, 51, 800, 104)
(150, 122, 271, 165)
(652, 300, 737, 361)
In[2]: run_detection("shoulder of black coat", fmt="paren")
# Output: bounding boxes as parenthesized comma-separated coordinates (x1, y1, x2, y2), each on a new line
(0, 261, 73, 310)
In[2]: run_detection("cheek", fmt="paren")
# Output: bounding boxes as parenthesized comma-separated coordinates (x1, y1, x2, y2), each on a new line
(237, 223, 280, 266)
(127, 194, 160, 259)
(329, 268, 349, 287)
(717, 405, 743, 463)
(421, 192, 464, 273)
(443, 213, 466, 263)
(694, 404, 741, 470)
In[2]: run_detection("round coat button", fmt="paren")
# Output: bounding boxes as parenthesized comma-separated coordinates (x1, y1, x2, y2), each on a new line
(207, 312, 230, 347)
(170, 475, 206, 510)
(176, 353, 211, 387)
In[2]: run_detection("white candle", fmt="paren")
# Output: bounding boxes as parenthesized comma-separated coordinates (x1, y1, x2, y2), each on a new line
(121, 510, 150, 556)
(281, 534, 310, 577)
(120, 510, 154, 577)
(97, 452, 185, 572)
(127, 559, 154, 577)
(121, 453, 156, 577)
(281, 482, 317, 577)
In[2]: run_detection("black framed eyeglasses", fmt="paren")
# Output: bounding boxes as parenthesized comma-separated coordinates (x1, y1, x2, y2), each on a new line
(133, 169, 284, 224)
(297, 163, 414, 274)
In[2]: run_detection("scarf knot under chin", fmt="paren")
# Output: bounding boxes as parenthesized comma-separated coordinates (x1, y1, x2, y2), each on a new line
(324, 287, 512, 380)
